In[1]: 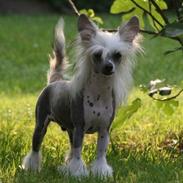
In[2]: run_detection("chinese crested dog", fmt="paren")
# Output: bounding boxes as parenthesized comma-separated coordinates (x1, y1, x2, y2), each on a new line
(22, 14, 142, 177)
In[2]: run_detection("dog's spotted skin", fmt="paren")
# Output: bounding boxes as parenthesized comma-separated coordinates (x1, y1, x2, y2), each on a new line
(83, 72, 115, 133)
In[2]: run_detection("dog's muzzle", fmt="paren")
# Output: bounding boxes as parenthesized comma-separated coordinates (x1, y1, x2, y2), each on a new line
(102, 62, 114, 75)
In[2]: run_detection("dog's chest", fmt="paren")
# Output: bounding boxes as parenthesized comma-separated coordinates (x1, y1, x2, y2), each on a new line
(83, 75, 114, 132)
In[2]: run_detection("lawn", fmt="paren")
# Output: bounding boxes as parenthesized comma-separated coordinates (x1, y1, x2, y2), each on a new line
(0, 14, 183, 183)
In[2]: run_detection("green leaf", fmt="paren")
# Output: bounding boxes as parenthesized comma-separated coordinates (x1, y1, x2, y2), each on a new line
(111, 98, 142, 131)
(169, 100, 179, 107)
(135, 0, 149, 11)
(79, 9, 103, 25)
(122, 8, 144, 28)
(79, 9, 88, 15)
(158, 100, 179, 116)
(110, 0, 134, 14)
(147, 9, 165, 31)
(163, 23, 183, 38)
(162, 102, 174, 115)
(110, 0, 167, 30)
(155, 0, 167, 10)
(79, 9, 95, 18)
(91, 16, 104, 25)
(147, 1, 166, 31)
(87, 9, 95, 18)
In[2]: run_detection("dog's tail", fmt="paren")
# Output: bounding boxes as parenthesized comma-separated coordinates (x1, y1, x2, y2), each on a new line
(47, 18, 65, 84)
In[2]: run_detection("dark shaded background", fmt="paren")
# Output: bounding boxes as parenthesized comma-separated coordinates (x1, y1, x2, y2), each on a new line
(0, 0, 180, 15)
(0, 0, 113, 14)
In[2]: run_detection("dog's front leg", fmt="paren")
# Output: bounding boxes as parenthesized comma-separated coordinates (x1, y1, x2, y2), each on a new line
(60, 127, 88, 177)
(91, 129, 113, 177)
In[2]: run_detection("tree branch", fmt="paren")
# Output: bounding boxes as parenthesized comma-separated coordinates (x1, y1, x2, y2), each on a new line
(68, 0, 80, 16)
(140, 29, 158, 35)
(148, 1, 160, 31)
(67, 0, 183, 50)
(172, 37, 183, 47)
(149, 0, 169, 24)
(149, 89, 183, 101)
(174, 0, 181, 22)
(164, 46, 183, 55)
(130, 0, 164, 28)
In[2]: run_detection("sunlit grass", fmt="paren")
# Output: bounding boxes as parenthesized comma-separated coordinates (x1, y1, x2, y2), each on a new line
(0, 14, 183, 183)
(1, 89, 183, 183)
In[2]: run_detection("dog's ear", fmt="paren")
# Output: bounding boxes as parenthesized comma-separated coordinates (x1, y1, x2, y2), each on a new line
(78, 14, 96, 41)
(118, 16, 139, 42)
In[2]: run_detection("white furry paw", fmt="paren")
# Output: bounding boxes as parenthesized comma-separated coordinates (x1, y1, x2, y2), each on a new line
(90, 158, 113, 177)
(22, 151, 41, 172)
(64, 150, 72, 164)
(58, 158, 88, 177)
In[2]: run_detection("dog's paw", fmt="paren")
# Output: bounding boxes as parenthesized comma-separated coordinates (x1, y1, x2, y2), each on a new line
(58, 158, 88, 177)
(22, 151, 41, 172)
(64, 150, 72, 164)
(90, 158, 113, 177)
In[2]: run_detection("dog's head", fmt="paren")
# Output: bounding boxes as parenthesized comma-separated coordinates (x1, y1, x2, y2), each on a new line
(78, 14, 141, 76)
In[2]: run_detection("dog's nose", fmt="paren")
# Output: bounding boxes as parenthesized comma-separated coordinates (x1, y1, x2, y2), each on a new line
(103, 62, 114, 75)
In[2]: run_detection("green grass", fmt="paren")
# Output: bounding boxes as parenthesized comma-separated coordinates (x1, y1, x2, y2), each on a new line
(0, 14, 183, 183)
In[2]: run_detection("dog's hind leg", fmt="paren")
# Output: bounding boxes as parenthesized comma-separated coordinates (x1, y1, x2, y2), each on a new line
(22, 92, 50, 172)
(58, 94, 88, 177)
(64, 130, 73, 164)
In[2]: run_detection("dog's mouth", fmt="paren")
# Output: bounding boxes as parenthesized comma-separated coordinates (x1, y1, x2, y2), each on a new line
(102, 70, 114, 76)
(94, 70, 114, 77)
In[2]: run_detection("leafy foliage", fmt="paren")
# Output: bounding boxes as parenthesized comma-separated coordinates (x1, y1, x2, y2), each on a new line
(156, 99, 179, 115)
(163, 22, 183, 38)
(139, 79, 182, 116)
(110, 0, 167, 29)
(110, 0, 183, 54)
(79, 9, 104, 24)
(111, 98, 142, 132)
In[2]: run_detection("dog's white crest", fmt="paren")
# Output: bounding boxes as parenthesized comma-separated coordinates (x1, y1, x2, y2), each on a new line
(48, 15, 143, 108)
(70, 24, 142, 107)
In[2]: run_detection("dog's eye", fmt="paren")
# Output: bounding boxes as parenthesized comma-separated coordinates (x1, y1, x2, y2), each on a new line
(93, 51, 102, 60)
(113, 52, 122, 60)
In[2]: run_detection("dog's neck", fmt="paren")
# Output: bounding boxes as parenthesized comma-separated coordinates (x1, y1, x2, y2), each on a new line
(83, 71, 115, 132)
(84, 72, 114, 96)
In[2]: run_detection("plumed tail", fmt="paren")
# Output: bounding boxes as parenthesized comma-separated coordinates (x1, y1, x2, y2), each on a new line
(47, 18, 65, 84)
